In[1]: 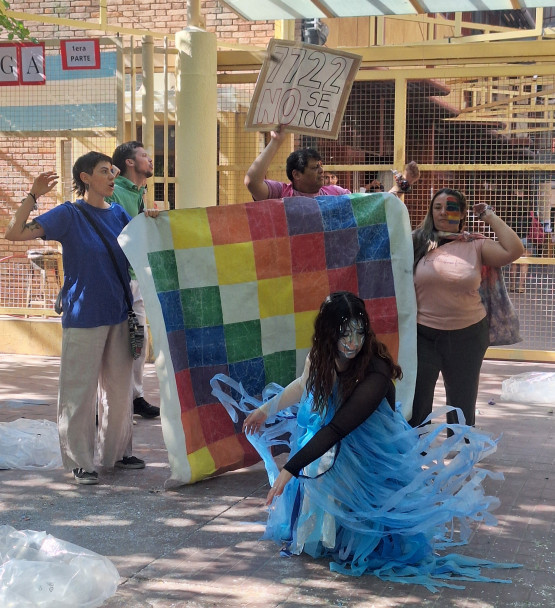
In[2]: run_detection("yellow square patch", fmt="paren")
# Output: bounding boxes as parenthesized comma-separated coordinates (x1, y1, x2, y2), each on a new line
(171, 208, 212, 249)
(295, 310, 318, 349)
(187, 446, 216, 484)
(258, 276, 294, 318)
(214, 242, 257, 285)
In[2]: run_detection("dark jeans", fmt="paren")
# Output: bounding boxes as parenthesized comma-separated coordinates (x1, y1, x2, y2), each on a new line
(409, 317, 490, 429)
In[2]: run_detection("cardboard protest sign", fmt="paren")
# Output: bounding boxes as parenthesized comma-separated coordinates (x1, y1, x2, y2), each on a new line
(245, 39, 362, 140)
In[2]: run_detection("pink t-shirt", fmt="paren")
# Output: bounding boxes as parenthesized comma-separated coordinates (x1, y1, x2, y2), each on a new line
(414, 238, 487, 330)
(264, 179, 350, 199)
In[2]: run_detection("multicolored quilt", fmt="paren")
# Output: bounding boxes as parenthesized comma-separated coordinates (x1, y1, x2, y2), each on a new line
(119, 193, 416, 486)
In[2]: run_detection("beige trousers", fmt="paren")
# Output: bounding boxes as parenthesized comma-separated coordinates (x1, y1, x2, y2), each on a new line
(58, 320, 133, 472)
(130, 279, 148, 400)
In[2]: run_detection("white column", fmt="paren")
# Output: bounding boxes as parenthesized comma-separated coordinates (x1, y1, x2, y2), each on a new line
(174, 27, 218, 208)
(142, 35, 155, 209)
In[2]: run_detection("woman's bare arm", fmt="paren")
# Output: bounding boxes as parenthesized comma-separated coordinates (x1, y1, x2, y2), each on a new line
(5, 172, 58, 241)
(474, 204, 525, 267)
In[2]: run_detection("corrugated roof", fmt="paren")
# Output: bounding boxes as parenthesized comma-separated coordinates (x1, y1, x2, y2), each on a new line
(220, 1, 547, 21)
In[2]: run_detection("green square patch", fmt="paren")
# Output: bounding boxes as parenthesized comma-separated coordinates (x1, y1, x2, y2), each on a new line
(148, 250, 179, 292)
(224, 320, 262, 363)
(264, 350, 297, 388)
(180, 286, 223, 328)
(351, 194, 386, 227)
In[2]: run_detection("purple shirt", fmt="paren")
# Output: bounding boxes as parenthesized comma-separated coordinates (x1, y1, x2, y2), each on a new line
(264, 179, 350, 199)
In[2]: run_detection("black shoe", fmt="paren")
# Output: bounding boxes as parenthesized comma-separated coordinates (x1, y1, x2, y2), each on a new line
(133, 397, 160, 418)
(73, 468, 99, 485)
(115, 456, 146, 469)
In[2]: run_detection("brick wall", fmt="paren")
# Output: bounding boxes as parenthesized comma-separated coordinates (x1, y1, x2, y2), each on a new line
(1, 1, 277, 264)
(0, 137, 59, 310)
(8, 1, 276, 45)
(0, 138, 59, 259)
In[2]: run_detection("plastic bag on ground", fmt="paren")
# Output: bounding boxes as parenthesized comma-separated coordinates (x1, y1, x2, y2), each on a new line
(0, 419, 62, 470)
(500, 372, 555, 404)
(0, 525, 120, 608)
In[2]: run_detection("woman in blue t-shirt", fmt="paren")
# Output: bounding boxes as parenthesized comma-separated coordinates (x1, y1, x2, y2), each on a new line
(5, 151, 145, 485)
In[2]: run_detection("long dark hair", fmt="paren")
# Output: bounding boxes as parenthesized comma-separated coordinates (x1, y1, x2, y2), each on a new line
(307, 291, 402, 416)
(412, 188, 467, 270)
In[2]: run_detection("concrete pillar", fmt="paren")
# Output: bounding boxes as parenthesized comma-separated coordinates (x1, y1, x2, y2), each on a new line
(187, 0, 202, 28)
(174, 28, 218, 208)
(142, 35, 155, 209)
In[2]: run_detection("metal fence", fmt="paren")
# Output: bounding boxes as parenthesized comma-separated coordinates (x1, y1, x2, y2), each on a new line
(1, 39, 553, 358)
(217, 69, 555, 357)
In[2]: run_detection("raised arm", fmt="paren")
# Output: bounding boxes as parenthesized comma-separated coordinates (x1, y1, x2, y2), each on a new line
(389, 161, 420, 198)
(474, 203, 525, 267)
(4, 172, 58, 241)
(244, 126, 289, 201)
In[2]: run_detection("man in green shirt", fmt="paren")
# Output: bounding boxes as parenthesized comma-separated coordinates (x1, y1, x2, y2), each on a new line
(110, 141, 160, 418)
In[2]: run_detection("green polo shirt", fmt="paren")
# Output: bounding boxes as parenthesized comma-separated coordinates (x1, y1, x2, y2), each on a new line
(111, 175, 145, 218)
(109, 175, 146, 280)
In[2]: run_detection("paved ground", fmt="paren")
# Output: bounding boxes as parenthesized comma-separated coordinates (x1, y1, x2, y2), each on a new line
(0, 354, 554, 608)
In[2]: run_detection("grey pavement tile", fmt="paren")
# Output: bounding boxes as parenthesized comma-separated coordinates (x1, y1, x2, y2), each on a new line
(1, 356, 554, 607)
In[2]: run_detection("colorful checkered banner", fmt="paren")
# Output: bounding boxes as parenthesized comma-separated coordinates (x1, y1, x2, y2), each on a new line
(119, 193, 417, 486)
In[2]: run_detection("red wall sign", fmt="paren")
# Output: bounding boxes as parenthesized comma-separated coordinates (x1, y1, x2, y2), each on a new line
(60, 39, 100, 70)
(0, 43, 45, 86)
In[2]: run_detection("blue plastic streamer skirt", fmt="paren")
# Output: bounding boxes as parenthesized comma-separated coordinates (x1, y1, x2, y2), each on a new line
(210, 374, 521, 591)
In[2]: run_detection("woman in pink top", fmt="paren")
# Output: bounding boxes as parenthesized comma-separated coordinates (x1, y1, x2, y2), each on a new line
(409, 189, 523, 431)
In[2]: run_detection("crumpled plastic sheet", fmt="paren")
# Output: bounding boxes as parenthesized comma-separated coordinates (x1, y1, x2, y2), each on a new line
(0, 418, 62, 470)
(0, 419, 62, 470)
(0, 525, 120, 608)
(500, 371, 555, 405)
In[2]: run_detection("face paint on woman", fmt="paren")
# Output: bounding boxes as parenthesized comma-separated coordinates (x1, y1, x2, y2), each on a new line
(337, 319, 366, 359)
(445, 197, 462, 228)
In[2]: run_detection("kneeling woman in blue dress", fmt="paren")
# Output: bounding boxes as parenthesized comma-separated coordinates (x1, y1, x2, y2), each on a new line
(212, 291, 519, 591)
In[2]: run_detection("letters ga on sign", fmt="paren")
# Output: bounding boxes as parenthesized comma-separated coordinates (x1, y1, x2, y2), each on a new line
(61, 39, 100, 70)
(245, 39, 362, 140)
(0, 43, 45, 86)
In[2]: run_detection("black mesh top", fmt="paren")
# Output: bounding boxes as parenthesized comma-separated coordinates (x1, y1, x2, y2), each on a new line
(284, 357, 395, 477)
